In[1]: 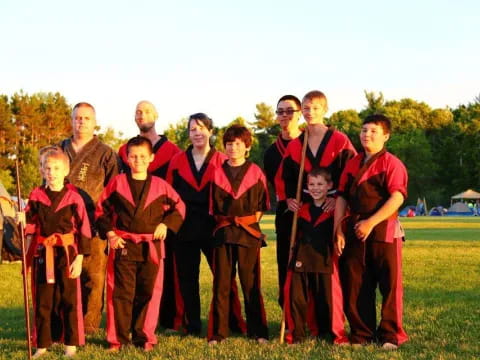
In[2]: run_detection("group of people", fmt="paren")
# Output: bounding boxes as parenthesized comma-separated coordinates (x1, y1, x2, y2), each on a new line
(21, 90, 409, 357)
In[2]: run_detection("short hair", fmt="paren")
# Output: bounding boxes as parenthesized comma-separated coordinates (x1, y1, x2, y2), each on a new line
(223, 124, 252, 148)
(307, 167, 332, 183)
(41, 147, 70, 169)
(188, 113, 214, 131)
(136, 100, 158, 117)
(363, 114, 391, 134)
(126, 136, 153, 155)
(72, 102, 95, 115)
(302, 90, 328, 107)
(277, 95, 301, 109)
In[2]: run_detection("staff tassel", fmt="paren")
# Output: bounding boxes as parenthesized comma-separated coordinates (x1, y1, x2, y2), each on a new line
(279, 127, 309, 344)
(16, 158, 33, 359)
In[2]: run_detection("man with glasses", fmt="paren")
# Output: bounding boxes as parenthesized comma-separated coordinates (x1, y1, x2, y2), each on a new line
(263, 95, 302, 308)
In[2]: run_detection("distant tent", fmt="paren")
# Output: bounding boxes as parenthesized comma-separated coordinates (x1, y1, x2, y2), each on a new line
(446, 202, 474, 216)
(399, 205, 416, 217)
(451, 189, 480, 204)
(429, 206, 446, 216)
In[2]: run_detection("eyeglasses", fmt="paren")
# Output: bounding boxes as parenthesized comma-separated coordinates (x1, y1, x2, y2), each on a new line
(276, 109, 299, 116)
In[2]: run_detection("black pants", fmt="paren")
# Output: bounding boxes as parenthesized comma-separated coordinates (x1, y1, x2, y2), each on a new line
(208, 244, 268, 341)
(275, 201, 293, 307)
(339, 237, 408, 345)
(175, 240, 245, 334)
(34, 248, 82, 348)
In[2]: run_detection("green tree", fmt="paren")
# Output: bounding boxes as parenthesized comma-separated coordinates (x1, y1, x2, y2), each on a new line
(97, 126, 127, 152)
(0, 168, 14, 193)
(164, 118, 189, 150)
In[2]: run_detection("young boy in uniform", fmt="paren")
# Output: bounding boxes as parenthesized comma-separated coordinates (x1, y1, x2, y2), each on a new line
(95, 136, 185, 351)
(283, 168, 347, 344)
(24, 148, 91, 358)
(335, 114, 408, 349)
(208, 124, 269, 344)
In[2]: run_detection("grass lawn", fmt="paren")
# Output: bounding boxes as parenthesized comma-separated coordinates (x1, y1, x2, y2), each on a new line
(0, 216, 479, 359)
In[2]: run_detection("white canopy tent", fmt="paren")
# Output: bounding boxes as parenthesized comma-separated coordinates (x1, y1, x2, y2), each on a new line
(450, 189, 480, 205)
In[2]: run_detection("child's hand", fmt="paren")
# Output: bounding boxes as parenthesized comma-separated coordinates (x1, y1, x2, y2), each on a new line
(354, 219, 374, 242)
(153, 223, 168, 241)
(69, 255, 83, 278)
(16, 211, 26, 227)
(286, 198, 301, 212)
(107, 231, 126, 249)
(335, 229, 345, 256)
(322, 197, 336, 212)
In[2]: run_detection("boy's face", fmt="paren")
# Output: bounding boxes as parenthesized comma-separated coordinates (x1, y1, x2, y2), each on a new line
(360, 123, 390, 153)
(302, 98, 327, 125)
(276, 100, 301, 131)
(225, 138, 250, 163)
(43, 158, 69, 189)
(127, 145, 154, 174)
(307, 174, 331, 202)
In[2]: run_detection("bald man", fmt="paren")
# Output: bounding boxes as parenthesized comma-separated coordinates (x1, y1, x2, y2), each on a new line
(118, 101, 182, 332)
(60, 102, 120, 333)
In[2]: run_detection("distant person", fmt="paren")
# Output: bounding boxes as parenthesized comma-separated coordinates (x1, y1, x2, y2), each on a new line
(60, 102, 120, 333)
(208, 125, 269, 344)
(24, 148, 91, 358)
(335, 114, 409, 349)
(167, 113, 245, 335)
(283, 167, 348, 344)
(96, 136, 185, 351)
(118, 101, 182, 331)
(263, 95, 302, 308)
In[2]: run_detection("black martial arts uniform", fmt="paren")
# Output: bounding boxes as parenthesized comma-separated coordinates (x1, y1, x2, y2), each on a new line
(119, 135, 183, 331)
(95, 173, 185, 349)
(337, 149, 408, 346)
(167, 146, 245, 335)
(283, 203, 347, 344)
(25, 184, 91, 348)
(208, 160, 269, 342)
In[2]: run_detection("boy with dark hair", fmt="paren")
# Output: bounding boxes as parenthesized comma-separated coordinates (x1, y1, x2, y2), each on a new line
(335, 114, 408, 350)
(24, 148, 91, 358)
(96, 136, 185, 351)
(263, 94, 302, 308)
(283, 167, 347, 344)
(208, 124, 269, 344)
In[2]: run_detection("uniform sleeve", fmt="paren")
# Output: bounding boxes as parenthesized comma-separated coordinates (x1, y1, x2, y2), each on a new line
(161, 182, 185, 234)
(263, 146, 276, 187)
(257, 171, 270, 212)
(386, 157, 408, 199)
(94, 177, 118, 239)
(24, 196, 39, 236)
(337, 164, 351, 199)
(73, 194, 92, 255)
(103, 147, 121, 187)
(166, 153, 180, 185)
(282, 152, 300, 200)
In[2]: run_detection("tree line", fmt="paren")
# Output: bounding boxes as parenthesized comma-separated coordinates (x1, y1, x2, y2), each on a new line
(1, 90, 479, 207)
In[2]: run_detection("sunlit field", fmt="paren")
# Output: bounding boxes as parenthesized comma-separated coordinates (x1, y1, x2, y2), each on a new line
(0, 216, 479, 359)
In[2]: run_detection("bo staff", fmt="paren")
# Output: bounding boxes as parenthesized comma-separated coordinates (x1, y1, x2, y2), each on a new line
(279, 127, 309, 344)
(16, 158, 32, 359)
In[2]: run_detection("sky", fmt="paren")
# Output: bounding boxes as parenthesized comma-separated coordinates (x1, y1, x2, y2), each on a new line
(1, 0, 479, 138)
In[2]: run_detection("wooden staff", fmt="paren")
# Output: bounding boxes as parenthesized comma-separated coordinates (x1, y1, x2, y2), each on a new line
(279, 127, 309, 344)
(16, 158, 32, 359)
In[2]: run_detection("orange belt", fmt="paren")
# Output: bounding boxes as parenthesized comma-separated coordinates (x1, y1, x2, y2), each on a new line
(37, 233, 76, 284)
(213, 215, 265, 241)
(113, 229, 159, 265)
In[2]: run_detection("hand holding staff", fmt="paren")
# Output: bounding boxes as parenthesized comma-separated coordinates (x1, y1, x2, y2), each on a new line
(279, 127, 309, 343)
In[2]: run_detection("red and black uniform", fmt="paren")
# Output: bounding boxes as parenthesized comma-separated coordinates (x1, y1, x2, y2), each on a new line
(207, 160, 269, 342)
(167, 146, 246, 335)
(276, 129, 357, 202)
(25, 184, 91, 348)
(119, 136, 183, 331)
(283, 203, 347, 344)
(263, 135, 294, 307)
(95, 173, 185, 349)
(337, 149, 408, 346)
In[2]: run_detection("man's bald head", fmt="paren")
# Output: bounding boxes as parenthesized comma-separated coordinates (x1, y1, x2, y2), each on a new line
(135, 101, 158, 133)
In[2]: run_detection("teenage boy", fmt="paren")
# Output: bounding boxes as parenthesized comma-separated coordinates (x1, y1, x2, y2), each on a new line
(284, 168, 347, 344)
(96, 136, 185, 351)
(24, 148, 91, 358)
(208, 125, 269, 344)
(335, 114, 408, 350)
(263, 95, 302, 308)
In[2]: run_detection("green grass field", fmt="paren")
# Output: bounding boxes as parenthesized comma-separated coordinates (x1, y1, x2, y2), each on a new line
(0, 216, 479, 359)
